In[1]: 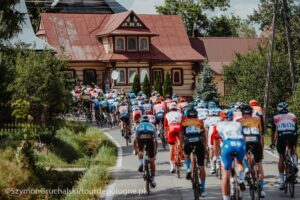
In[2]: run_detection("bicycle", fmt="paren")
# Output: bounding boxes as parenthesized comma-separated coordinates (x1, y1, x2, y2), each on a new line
(216, 156, 222, 180)
(158, 121, 167, 149)
(245, 145, 260, 200)
(143, 145, 152, 195)
(122, 124, 131, 146)
(230, 152, 242, 200)
(283, 144, 297, 198)
(191, 145, 202, 200)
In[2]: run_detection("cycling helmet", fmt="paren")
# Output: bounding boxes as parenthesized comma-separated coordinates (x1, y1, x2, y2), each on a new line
(187, 108, 198, 118)
(219, 111, 228, 119)
(249, 99, 259, 107)
(145, 110, 152, 115)
(171, 99, 178, 103)
(241, 104, 253, 115)
(208, 101, 217, 109)
(137, 91, 143, 97)
(165, 94, 171, 99)
(151, 91, 157, 96)
(235, 102, 244, 109)
(141, 115, 150, 123)
(136, 96, 141, 100)
(169, 103, 178, 111)
(179, 98, 186, 103)
(197, 102, 206, 108)
(277, 102, 289, 113)
(159, 96, 165, 101)
(144, 99, 149, 104)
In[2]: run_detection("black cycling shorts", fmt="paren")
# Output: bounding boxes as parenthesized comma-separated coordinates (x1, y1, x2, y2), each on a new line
(184, 141, 205, 166)
(277, 134, 298, 155)
(246, 142, 263, 163)
(120, 115, 130, 126)
(137, 139, 156, 159)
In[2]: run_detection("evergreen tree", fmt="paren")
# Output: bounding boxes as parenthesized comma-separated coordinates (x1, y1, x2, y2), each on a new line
(163, 71, 173, 97)
(142, 75, 151, 98)
(154, 74, 162, 95)
(194, 64, 218, 102)
(132, 74, 141, 95)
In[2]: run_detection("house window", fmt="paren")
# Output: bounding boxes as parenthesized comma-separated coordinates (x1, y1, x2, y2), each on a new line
(139, 37, 149, 51)
(115, 37, 125, 51)
(127, 37, 137, 51)
(171, 69, 183, 86)
(116, 68, 126, 84)
(152, 69, 163, 84)
(65, 69, 76, 79)
(140, 68, 150, 83)
(83, 69, 97, 85)
(128, 68, 138, 84)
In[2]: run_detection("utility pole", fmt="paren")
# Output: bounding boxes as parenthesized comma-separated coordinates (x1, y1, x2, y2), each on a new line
(263, 0, 278, 133)
(282, 0, 296, 92)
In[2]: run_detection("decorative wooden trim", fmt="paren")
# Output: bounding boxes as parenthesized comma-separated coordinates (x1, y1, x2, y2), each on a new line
(171, 68, 184, 86)
(83, 69, 97, 85)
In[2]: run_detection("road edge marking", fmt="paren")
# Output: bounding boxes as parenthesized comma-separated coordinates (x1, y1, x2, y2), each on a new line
(101, 130, 123, 200)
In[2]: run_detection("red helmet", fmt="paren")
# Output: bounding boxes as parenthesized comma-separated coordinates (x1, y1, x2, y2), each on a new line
(249, 99, 259, 107)
(145, 110, 152, 115)
(220, 111, 227, 119)
(179, 98, 186, 103)
(159, 96, 165, 101)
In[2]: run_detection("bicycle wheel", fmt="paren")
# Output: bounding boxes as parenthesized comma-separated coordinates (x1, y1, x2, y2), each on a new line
(160, 128, 166, 149)
(193, 167, 200, 200)
(144, 160, 150, 195)
(289, 166, 295, 198)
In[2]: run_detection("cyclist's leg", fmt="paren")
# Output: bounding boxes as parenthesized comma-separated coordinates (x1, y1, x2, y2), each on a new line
(251, 142, 265, 192)
(196, 142, 207, 194)
(183, 142, 192, 178)
(277, 135, 286, 187)
(235, 140, 246, 191)
(136, 138, 144, 172)
(168, 130, 176, 172)
(221, 141, 234, 199)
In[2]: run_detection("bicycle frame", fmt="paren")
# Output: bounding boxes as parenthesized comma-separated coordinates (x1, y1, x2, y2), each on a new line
(230, 153, 242, 200)
(143, 146, 151, 195)
(246, 146, 260, 200)
(191, 146, 202, 200)
(284, 144, 296, 198)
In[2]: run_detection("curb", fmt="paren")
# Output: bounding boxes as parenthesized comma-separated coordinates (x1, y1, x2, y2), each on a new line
(101, 128, 123, 200)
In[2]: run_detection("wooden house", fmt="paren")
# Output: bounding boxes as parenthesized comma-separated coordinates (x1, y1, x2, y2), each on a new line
(37, 10, 205, 96)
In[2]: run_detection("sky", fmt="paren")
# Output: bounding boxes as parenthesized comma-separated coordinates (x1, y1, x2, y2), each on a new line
(116, 0, 260, 19)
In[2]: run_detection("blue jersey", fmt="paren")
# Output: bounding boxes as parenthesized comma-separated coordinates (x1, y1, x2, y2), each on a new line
(143, 103, 152, 112)
(100, 100, 109, 108)
(131, 105, 142, 112)
(136, 122, 157, 139)
(93, 99, 100, 110)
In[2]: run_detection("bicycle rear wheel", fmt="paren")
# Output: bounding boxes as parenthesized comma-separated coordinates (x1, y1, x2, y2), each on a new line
(289, 169, 295, 198)
(144, 160, 150, 195)
(176, 145, 181, 178)
(193, 167, 200, 200)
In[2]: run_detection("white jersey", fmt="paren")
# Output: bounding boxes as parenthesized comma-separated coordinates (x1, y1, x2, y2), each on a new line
(205, 116, 221, 148)
(165, 111, 183, 124)
(233, 111, 243, 122)
(196, 108, 209, 120)
(216, 121, 244, 140)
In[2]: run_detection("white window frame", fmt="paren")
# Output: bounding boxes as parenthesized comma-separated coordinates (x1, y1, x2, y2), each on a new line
(172, 69, 183, 85)
(127, 36, 137, 51)
(128, 68, 138, 84)
(115, 37, 125, 51)
(139, 37, 149, 51)
(116, 68, 126, 85)
(140, 68, 150, 83)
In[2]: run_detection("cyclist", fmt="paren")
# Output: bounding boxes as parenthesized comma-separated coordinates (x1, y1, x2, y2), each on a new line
(249, 99, 265, 135)
(107, 96, 116, 125)
(165, 94, 172, 109)
(205, 108, 221, 174)
(182, 108, 207, 197)
(178, 98, 189, 114)
(237, 104, 266, 198)
(119, 101, 131, 137)
(136, 115, 158, 188)
(153, 100, 167, 131)
(195, 102, 209, 120)
(92, 96, 101, 126)
(145, 110, 156, 125)
(164, 102, 184, 173)
(131, 101, 142, 124)
(233, 102, 244, 121)
(142, 99, 152, 115)
(216, 112, 246, 200)
(271, 102, 298, 190)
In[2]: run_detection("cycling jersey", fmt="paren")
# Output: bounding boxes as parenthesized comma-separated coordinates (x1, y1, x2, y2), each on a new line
(131, 105, 142, 122)
(233, 111, 243, 122)
(136, 122, 157, 158)
(92, 99, 100, 110)
(100, 100, 109, 112)
(272, 113, 297, 136)
(178, 102, 189, 113)
(165, 99, 172, 110)
(153, 103, 166, 123)
(148, 115, 156, 125)
(216, 121, 246, 170)
(182, 118, 206, 167)
(196, 107, 209, 120)
(164, 111, 184, 144)
(119, 105, 130, 125)
(142, 103, 152, 113)
(205, 116, 221, 148)
(238, 117, 263, 163)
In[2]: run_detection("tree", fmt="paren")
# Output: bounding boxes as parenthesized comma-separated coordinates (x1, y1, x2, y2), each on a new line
(194, 64, 218, 102)
(154, 74, 162, 95)
(142, 75, 151, 98)
(224, 46, 293, 115)
(290, 83, 300, 130)
(9, 49, 72, 126)
(207, 15, 256, 37)
(132, 74, 141, 95)
(156, 0, 229, 37)
(163, 71, 173, 97)
(0, 0, 24, 43)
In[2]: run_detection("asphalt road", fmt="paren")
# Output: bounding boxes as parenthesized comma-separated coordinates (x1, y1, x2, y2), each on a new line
(101, 127, 300, 200)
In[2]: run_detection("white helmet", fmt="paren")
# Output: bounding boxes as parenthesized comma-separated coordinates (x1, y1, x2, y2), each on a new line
(169, 102, 178, 111)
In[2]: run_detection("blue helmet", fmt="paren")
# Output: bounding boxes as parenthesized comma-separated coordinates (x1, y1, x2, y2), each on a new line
(277, 102, 289, 113)
(208, 101, 217, 109)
